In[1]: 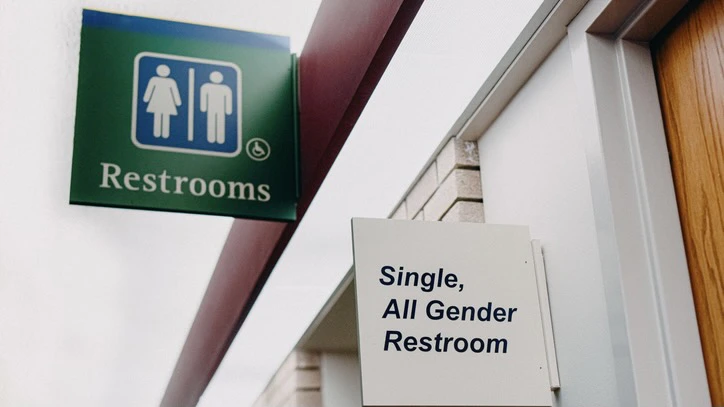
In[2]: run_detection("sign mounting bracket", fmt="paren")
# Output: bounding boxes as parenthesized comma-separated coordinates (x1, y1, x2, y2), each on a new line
(532, 239, 561, 390)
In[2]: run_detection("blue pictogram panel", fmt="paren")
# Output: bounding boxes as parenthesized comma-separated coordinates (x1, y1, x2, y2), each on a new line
(132, 52, 242, 157)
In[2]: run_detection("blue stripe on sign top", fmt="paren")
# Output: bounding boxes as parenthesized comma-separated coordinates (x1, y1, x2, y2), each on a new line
(82, 9, 290, 51)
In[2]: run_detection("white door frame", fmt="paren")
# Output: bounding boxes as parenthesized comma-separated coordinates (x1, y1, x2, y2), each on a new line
(455, 0, 709, 405)
(568, 0, 709, 406)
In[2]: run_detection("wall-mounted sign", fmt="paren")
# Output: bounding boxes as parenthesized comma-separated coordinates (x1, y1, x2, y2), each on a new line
(351, 218, 552, 406)
(70, 10, 298, 220)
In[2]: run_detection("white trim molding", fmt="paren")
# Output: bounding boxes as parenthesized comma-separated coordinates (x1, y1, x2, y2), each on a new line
(453, 0, 588, 141)
(452, 0, 710, 405)
(568, 1, 709, 406)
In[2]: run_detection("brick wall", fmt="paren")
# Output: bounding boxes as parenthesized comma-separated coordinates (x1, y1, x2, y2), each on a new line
(391, 137, 483, 223)
(251, 137, 484, 407)
(251, 351, 321, 407)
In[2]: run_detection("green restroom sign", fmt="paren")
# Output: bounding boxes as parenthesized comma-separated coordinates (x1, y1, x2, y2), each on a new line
(70, 10, 298, 220)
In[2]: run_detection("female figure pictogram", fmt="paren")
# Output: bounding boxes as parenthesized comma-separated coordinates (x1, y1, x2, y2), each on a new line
(143, 64, 182, 138)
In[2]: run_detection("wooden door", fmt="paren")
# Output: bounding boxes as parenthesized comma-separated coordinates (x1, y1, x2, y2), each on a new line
(653, 0, 724, 404)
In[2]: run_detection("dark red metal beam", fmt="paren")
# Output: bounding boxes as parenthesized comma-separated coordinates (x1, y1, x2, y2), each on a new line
(160, 1, 424, 406)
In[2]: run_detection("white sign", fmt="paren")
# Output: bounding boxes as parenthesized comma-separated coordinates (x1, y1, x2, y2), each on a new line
(351, 218, 551, 407)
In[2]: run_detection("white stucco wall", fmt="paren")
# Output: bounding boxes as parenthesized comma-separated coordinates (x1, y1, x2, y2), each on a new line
(0, 1, 317, 406)
(477, 38, 620, 406)
(320, 353, 361, 407)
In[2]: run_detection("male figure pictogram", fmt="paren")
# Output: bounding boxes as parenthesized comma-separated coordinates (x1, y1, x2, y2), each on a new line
(200, 71, 233, 144)
(142, 64, 182, 138)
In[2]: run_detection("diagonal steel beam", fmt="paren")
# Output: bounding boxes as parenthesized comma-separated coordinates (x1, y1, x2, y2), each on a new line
(160, 1, 424, 405)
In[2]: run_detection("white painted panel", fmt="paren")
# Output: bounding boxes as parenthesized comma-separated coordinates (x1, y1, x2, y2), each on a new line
(352, 219, 550, 407)
(477, 38, 620, 407)
(320, 353, 362, 407)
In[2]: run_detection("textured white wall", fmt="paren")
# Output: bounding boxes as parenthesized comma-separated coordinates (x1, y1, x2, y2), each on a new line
(320, 353, 361, 407)
(477, 38, 620, 407)
(0, 1, 316, 406)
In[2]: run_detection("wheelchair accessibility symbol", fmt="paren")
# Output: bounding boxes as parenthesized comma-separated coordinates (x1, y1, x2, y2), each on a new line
(246, 138, 271, 161)
(131, 52, 242, 157)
